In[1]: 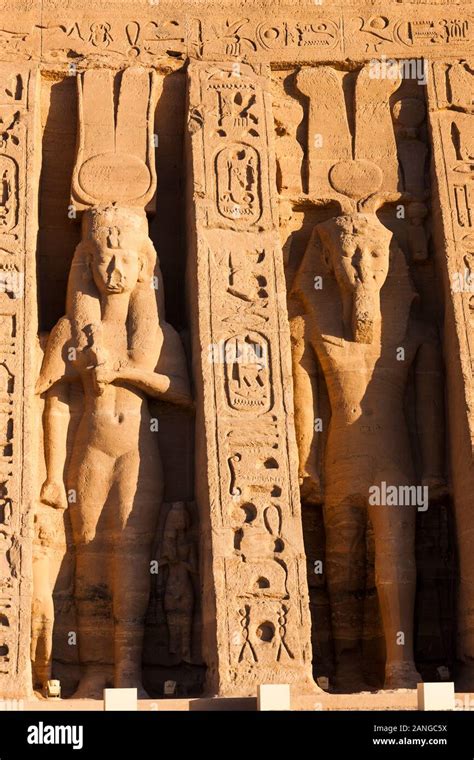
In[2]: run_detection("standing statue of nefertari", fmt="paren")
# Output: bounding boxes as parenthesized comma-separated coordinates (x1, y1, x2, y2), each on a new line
(37, 205, 192, 697)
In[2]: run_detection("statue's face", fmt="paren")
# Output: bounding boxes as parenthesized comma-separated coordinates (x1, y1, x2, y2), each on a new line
(319, 214, 393, 343)
(329, 227, 390, 297)
(168, 503, 188, 531)
(90, 224, 143, 295)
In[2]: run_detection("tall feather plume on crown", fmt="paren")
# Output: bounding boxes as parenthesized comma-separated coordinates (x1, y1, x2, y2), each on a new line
(293, 64, 416, 222)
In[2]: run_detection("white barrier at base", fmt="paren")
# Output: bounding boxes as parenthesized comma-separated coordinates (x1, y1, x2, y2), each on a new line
(257, 684, 291, 711)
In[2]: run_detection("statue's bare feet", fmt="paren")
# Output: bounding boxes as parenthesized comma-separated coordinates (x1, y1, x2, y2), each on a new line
(71, 670, 108, 699)
(384, 662, 422, 690)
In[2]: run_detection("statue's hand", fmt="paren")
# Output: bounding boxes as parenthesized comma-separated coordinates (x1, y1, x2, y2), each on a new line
(40, 480, 68, 510)
(92, 365, 117, 395)
(422, 475, 449, 500)
(69, 346, 89, 371)
(299, 464, 323, 505)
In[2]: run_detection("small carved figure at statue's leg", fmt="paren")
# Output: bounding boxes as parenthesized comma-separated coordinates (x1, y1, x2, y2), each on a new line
(324, 500, 369, 692)
(369, 496, 421, 689)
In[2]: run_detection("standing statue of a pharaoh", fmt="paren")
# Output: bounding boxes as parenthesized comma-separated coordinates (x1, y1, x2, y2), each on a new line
(37, 205, 192, 697)
(291, 204, 446, 690)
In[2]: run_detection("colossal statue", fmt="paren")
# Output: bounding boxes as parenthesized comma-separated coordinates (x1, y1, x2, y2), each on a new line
(291, 209, 446, 690)
(37, 205, 192, 697)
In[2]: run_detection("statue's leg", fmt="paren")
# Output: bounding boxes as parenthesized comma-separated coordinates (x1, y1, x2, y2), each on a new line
(291, 320, 321, 504)
(68, 445, 114, 698)
(31, 549, 54, 692)
(165, 609, 179, 656)
(368, 491, 421, 689)
(323, 497, 368, 692)
(111, 446, 163, 696)
(181, 597, 194, 662)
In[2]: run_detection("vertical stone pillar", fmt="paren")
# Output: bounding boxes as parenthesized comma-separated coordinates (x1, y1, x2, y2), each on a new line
(0, 65, 40, 697)
(186, 61, 315, 696)
(427, 61, 474, 686)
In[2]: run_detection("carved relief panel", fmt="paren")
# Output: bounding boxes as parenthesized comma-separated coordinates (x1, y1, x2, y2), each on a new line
(2, 7, 472, 68)
(186, 61, 315, 695)
(0, 65, 39, 697)
(430, 60, 474, 378)
(427, 60, 474, 685)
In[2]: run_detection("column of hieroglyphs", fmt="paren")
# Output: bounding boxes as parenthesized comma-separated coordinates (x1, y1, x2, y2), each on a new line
(427, 60, 474, 689)
(0, 65, 40, 698)
(185, 61, 316, 696)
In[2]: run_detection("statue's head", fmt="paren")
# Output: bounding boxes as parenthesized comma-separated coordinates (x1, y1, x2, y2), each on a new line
(317, 213, 393, 343)
(66, 204, 164, 362)
(82, 205, 151, 296)
(166, 502, 190, 532)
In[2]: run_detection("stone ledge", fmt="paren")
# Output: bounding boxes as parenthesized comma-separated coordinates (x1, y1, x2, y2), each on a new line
(23, 692, 474, 711)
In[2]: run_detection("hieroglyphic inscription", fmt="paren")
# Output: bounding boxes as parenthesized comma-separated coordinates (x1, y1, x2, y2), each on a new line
(187, 61, 314, 694)
(0, 65, 39, 696)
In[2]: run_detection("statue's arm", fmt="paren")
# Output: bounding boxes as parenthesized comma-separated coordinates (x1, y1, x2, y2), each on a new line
(106, 366, 191, 408)
(40, 381, 71, 510)
(98, 322, 193, 408)
(415, 328, 447, 496)
(38, 318, 75, 510)
(37, 317, 75, 394)
(291, 315, 322, 505)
